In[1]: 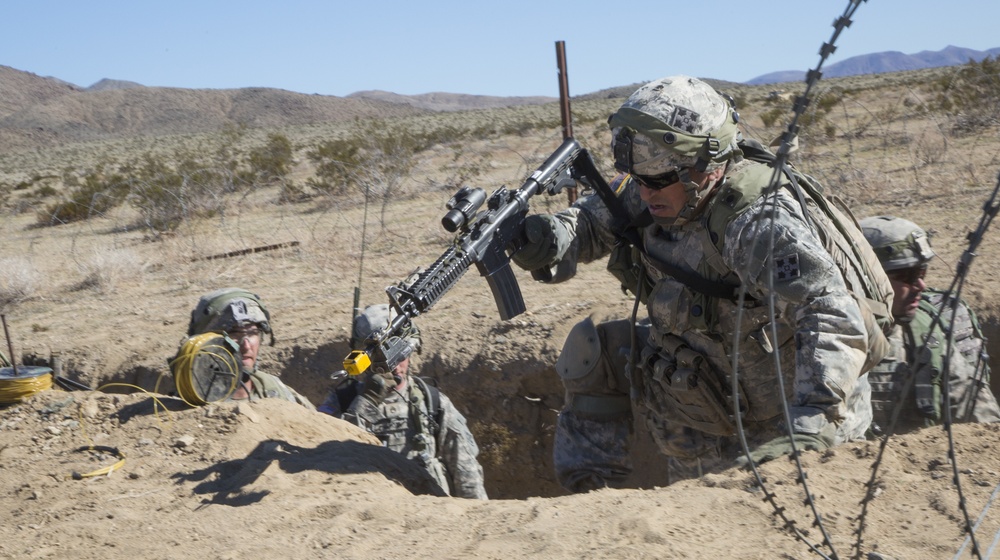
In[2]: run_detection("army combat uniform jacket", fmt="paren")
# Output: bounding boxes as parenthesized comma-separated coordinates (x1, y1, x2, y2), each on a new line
(537, 158, 873, 488)
(319, 377, 487, 500)
(870, 288, 1000, 432)
(245, 369, 316, 411)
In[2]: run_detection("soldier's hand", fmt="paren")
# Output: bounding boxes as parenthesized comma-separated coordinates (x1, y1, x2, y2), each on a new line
(511, 214, 559, 271)
(735, 430, 834, 469)
(359, 371, 399, 405)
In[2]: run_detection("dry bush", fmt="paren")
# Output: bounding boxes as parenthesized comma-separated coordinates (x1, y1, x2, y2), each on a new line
(73, 247, 148, 294)
(0, 257, 40, 311)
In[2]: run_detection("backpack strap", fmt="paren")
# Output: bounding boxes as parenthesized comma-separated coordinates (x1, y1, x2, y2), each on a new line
(700, 161, 773, 277)
(412, 376, 443, 435)
(907, 301, 942, 420)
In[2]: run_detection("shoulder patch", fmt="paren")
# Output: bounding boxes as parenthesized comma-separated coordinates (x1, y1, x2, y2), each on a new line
(773, 254, 802, 282)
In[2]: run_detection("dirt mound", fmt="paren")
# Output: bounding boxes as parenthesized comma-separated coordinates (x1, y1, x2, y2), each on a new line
(3, 389, 1000, 559)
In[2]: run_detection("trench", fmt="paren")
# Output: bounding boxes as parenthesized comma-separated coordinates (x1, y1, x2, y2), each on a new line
(68, 310, 1000, 501)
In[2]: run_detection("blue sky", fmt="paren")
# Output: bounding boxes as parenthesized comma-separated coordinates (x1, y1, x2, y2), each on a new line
(3, 1, 999, 98)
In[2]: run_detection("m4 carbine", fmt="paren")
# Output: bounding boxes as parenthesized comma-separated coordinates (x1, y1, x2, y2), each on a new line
(344, 137, 612, 377)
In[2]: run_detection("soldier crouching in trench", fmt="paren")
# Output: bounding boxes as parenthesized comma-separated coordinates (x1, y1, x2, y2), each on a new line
(511, 75, 885, 492)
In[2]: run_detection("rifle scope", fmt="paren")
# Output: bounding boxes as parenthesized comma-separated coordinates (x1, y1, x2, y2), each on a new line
(442, 186, 487, 233)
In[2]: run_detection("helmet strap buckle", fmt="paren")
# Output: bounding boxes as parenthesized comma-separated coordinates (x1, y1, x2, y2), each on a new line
(694, 137, 721, 172)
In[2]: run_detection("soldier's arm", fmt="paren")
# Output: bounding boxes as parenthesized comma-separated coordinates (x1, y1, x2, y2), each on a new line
(435, 393, 488, 500)
(725, 190, 869, 440)
(515, 188, 632, 283)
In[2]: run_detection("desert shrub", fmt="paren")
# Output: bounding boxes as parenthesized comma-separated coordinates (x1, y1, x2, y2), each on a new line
(0, 257, 40, 311)
(127, 153, 228, 235)
(306, 136, 363, 196)
(247, 133, 294, 183)
(307, 120, 433, 199)
(438, 144, 491, 190)
(32, 127, 299, 233)
(760, 107, 787, 129)
(932, 56, 1000, 133)
(32, 184, 59, 199)
(73, 247, 147, 294)
(37, 167, 130, 226)
(757, 89, 841, 143)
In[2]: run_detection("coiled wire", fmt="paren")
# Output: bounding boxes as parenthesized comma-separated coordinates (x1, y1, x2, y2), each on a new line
(0, 366, 54, 404)
(168, 332, 241, 406)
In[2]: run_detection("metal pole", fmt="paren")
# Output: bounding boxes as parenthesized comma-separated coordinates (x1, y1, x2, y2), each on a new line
(1, 314, 18, 377)
(555, 40, 577, 204)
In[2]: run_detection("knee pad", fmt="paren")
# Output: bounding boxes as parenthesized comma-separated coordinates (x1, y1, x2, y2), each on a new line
(556, 316, 602, 381)
(557, 317, 631, 419)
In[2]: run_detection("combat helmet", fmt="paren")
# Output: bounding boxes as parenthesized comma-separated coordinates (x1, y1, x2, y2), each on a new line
(608, 75, 742, 177)
(351, 304, 421, 354)
(859, 216, 935, 271)
(187, 288, 274, 345)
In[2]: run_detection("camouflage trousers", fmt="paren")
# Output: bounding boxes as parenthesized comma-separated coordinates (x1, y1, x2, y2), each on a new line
(553, 317, 786, 493)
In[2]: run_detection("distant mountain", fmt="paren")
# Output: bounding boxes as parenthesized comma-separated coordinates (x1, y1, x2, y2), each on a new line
(747, 45, 1000, 85)
(3, 43, 999, 152)
(0, 66, 430, 151)
(0, 65, 81, 119)
(86, 78, 145, 92)
(346, 90, 555, 112)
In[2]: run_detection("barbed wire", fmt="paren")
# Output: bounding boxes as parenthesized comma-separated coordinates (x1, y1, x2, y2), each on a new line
(730, 2, 866, 558)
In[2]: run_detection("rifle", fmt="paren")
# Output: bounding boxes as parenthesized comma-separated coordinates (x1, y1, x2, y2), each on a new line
(343, 136, 612, 377)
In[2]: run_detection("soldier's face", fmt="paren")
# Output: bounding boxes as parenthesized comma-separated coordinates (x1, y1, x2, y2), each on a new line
(636, 167, 722, 218)
(228, 325, 262, 370)
(887, 265, 927, 321)
(393, 357, 410, 384)
(637, 179, 688, 218)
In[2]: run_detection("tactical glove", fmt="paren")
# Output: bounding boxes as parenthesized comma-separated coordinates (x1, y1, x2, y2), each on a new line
(511, 214, 559, 271)
(734, 428, 835, 469)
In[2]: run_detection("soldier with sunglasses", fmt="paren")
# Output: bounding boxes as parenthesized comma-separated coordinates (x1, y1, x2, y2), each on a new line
(861, 216, 1000, 433)
(511, 75, 879, 491)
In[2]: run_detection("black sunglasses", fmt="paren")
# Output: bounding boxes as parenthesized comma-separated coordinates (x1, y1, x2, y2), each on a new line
(633, 168, 682, 191)
(888, 265, 927, 286)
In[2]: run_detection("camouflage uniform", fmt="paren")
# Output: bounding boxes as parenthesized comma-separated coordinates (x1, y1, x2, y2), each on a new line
(242, 368, 315, 409)
(182, 287, 315, 410)
(515, 76, 874, 491)
(318, 305, 488, 499)
(861, 216, 1000, 432)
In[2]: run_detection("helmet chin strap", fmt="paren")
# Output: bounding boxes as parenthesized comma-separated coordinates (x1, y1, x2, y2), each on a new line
(665, 167, 725, 228)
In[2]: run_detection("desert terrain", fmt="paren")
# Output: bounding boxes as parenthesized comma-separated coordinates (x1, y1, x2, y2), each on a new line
(3, 55, 1000, 559)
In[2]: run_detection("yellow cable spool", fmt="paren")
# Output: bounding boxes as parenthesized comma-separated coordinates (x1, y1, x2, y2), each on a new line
(169, 332, 241, 406)
(0, 365, 54, 404)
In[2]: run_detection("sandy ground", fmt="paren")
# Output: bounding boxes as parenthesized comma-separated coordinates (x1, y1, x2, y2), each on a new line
(3, 391, 1000, 560)
(4, 123, 1000, 559)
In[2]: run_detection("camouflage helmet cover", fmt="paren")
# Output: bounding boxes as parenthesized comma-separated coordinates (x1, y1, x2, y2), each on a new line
(608, 75, 741, 176)
(860, 216, 935, 271)
(188, 288, 272, 337)
(351, 304, 422, 354)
